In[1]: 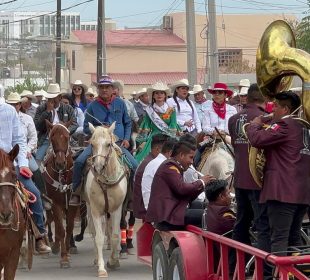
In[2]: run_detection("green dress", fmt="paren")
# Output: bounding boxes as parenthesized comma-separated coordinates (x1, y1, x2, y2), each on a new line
(135, 106, 180, 163)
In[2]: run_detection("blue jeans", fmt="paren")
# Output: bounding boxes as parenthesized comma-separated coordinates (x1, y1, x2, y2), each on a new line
(72, 143, 138, 192)
(16, 167, 45, 234)
(35, 139, 49, 162)
(28, 155, 39, 172)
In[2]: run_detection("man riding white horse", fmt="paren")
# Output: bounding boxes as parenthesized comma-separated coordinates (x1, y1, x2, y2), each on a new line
(69, 75, 138, 205)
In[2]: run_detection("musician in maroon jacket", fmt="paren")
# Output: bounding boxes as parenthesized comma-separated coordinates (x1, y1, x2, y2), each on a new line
(133, 133, 170, 219)
(146, 141, 214, 230)
(228, 84, 271, 253)
(246, 91, 310, 256)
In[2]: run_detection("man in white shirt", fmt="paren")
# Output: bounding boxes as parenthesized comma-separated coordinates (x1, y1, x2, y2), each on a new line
(141, 138, 177, 209)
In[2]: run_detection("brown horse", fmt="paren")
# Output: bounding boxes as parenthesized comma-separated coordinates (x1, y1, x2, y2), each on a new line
(0, 145, 26, 280)
(43, 121, 78, 268)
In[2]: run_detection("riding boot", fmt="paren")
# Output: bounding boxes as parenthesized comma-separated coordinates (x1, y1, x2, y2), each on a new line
(69, 189, 81, 206)
(32, 169, 52, 210)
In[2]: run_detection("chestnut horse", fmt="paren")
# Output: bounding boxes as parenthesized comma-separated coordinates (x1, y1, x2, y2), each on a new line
(42, 121, 78, 268)
(0, 145, 26, 280)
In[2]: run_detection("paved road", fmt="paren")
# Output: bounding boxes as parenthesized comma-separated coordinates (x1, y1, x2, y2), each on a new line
(16, 226, 153, 280)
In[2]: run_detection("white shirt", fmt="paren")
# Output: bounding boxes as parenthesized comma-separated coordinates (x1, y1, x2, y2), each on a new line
(75, 107, 85, 133)
(193, 100, 212, 127)
(124, 98, 139, 122)
(18, 111, 37, 153)
(202, 102, 237, 134)
(167, 97, 202, 133)
(141, 153, 167, 209)
(52, 107, 60, 125)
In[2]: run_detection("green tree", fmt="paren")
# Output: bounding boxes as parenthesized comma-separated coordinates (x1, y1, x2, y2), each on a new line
(295, 0, 310, 52)
(6, 76, 47, 95)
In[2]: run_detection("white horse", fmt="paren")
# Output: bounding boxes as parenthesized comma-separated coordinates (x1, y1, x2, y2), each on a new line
(200, 142, 235, 181)
(84, 123, 127, 278)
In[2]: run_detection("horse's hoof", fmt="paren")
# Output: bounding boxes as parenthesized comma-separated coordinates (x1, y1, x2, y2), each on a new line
(60, 260, 71, 268)
(127, 248, 135, 255)
(51, 243, 60, 255)
(69, 246, 78, 254)
(119, 252, 128, 259)
(98, 270, 108, 278)
(107, 259, 120, 269)
(74, 234, 84, 242)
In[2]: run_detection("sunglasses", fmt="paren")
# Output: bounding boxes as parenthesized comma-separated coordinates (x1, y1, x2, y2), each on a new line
(212, 91, 225, 95)
(73, 87, 82, 91)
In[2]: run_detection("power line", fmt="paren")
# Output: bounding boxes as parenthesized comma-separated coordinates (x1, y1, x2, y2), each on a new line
(0, 0, 94, 26)
(0, 0, 17, 5)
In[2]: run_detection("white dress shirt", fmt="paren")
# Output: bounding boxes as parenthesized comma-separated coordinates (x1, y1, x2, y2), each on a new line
(202, 102, 237, 134)
(141, 153, 167, 209)
(167, 97, 202, 133)
(193, 100, 212, 126)
(184, 165, 205, 200)
(18, 111, 37, 153)
(75, 107, 85, 133)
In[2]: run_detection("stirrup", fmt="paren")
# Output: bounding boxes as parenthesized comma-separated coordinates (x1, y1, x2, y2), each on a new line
(69, 193, 81, 206)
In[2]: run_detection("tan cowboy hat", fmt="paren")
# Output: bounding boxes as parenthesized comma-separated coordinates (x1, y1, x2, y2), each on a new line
(239, 79, 250, 88)
(44, 83, 61, 99)
(190, 84, 205, 95)
(6, 92, 21, 104)
(20, 90, 34, 99)
(170, 79, 192, 93)
(70, 80, 88, 92)
(34, 89, 46, 97)
(136, 87, 148, 98)
(147, 82, 170, 98)
(86, 87, 98, 97)
(112, 80, 124, 91)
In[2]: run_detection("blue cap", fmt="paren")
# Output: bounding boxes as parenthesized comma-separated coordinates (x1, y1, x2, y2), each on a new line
(97, 75, 113, 85)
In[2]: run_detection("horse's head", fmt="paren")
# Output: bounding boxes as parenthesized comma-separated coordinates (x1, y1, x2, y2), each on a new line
(0, 145, 18, 226)
(46, 120, 71, 172)
(89, 122, 117, 174)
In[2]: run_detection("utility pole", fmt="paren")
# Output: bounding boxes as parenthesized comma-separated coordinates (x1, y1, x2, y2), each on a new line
(56, 0, 61, 85)
(185, 0, 197, 85)
(208, 0, 219, 85)
(97, 0, 106, 81)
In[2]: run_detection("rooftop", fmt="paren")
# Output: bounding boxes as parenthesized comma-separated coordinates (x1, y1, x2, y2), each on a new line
(72, 29, 185, 46)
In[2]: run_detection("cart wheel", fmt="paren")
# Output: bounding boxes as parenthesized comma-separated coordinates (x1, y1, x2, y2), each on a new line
(168, 247, 185, 280)
(152, 241, 168, 280)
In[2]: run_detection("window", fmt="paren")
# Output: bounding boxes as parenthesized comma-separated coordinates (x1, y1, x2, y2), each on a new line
(72, 50, 75, 70)
(218, 49, 242, 67)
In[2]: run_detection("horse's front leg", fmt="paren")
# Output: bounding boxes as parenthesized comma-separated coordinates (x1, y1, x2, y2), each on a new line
(91, 208, 107, 277)
(3, 246, 20, 280)
(52, 206, 68, 268)
(108, 206, 122, 269)
(66, 206, 79, 255)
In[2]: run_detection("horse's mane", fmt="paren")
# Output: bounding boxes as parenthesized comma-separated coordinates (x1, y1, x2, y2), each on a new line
(0, 149, 12, 169)
(91, 126, 117, 145)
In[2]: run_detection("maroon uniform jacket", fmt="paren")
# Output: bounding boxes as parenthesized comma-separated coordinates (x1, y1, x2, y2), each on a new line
(146, 159, 204, 226)
(247, 117, 310, 204)
(206, 204, 236, 235)
(228, 104, 265, 190)
(133, 154, 155, 219)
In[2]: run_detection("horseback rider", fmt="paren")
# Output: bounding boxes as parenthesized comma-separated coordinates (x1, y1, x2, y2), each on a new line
(0, 98, 51, 253)
(69, 75, 138, 206)
(34, 83, 78, 164)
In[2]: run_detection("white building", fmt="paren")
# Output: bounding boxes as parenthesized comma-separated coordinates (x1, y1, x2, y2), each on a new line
(0, 11, 80, 41)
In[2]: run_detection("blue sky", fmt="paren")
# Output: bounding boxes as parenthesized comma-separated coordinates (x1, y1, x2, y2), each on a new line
(2, 0, 309, 27)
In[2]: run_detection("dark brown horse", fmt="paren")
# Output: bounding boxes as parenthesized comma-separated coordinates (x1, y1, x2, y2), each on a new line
(0, 145, 26, 280)
(43, 121, 78, 268)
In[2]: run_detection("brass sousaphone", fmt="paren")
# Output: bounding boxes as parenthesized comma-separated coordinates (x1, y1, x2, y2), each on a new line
(247, 20, 310, 187)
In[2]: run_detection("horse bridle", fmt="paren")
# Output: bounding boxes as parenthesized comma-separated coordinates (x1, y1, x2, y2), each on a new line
(49, 123, 70, 160)
(90, 137, 114, 172)
(0, 182, 17, 188)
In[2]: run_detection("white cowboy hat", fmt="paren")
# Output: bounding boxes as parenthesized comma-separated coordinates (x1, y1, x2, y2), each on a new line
(131, 90, 137, 97)
(86, 87, 98, 97)
(112, 80, 124, 91)
(239, 87, 248, 96)
(44, 83, 61, 99)
(136, 87, 148, 98)
(6, 92, 21, 104)
(34, 89, 46, 97)
(20, 90, 34, 98)
(170, 79, 192, 93)
(239, 79, 250, 88)
(190, 84, 205, 95)
(70, 80, 88, 92)
(147, 82, 170, 98)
